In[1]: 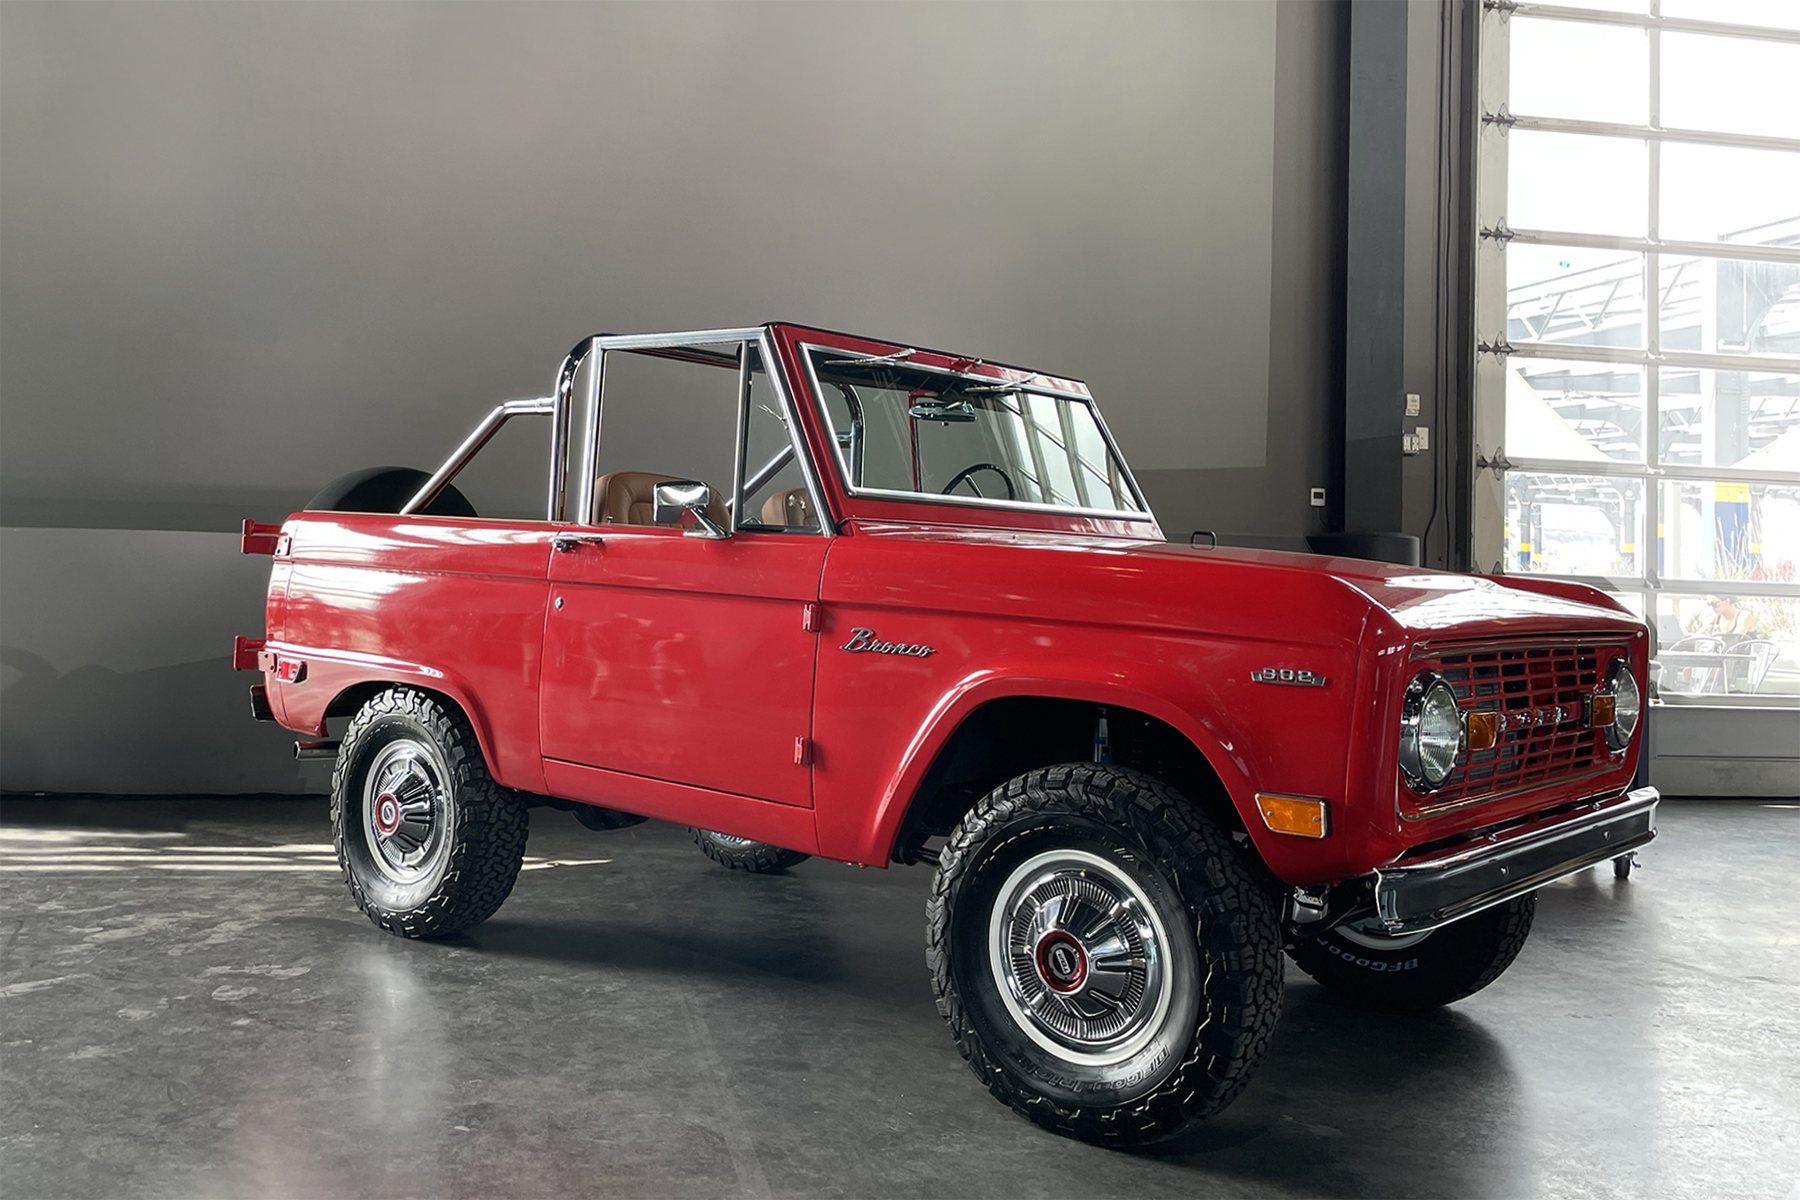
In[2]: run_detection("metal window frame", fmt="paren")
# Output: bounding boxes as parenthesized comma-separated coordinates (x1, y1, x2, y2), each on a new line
(571, 327, 831, 533)
(1474, 0, 1800, 698)
(796, 342, 1156, 522)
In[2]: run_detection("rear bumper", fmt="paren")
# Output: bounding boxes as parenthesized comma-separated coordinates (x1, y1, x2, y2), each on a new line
(1373, 786, 1659, 935)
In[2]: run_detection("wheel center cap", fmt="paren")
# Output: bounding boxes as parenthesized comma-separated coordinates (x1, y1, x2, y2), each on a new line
(374, 792, 401, 835)
(1035, 931, 1088, 993)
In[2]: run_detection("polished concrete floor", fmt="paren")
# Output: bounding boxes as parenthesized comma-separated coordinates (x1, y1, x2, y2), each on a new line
(1, 797, 1795, 1199)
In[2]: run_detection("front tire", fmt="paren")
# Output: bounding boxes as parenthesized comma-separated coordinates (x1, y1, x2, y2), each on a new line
(331, 687, 529, 938)
(1286, 894, 1536, 1012)
(927, 765, 1284, 1148)
(691, 828, 810, 872)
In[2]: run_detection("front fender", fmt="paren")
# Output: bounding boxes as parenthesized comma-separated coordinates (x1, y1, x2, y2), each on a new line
(827, 671, 1321, 874)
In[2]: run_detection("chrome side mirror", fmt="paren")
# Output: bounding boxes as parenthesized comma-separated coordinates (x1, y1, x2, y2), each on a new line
(652, 480, 730, 539)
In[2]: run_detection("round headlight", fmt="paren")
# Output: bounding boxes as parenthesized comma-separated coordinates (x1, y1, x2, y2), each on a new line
(1400, 673, 1462, 790)
(1605, 659, 1641, 752)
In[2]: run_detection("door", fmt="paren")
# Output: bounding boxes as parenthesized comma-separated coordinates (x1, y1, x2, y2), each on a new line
(538, 334, 831, 808)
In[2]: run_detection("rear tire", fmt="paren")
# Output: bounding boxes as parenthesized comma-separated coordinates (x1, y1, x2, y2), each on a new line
(1286, 894, 1536, 1012)
(331, 687, 528, 938)
(926, 764, 1284, 1148)
(691, 828, 810, 872)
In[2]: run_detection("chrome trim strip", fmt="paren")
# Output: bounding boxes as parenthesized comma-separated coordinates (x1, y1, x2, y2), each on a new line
(1373, 786, 1659, 935)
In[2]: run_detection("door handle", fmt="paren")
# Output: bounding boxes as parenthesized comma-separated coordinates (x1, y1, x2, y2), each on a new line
(551, 533, 605, 553)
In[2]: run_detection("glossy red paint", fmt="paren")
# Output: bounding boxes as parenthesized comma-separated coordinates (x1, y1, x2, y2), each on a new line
(249, 322, 1649, 887)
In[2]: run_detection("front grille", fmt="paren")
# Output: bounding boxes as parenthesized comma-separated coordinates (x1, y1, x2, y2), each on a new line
(1416, 641, 1625, 808)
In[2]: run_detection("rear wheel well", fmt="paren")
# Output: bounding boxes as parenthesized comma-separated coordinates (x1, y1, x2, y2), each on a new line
(892, 697, 1248, 864)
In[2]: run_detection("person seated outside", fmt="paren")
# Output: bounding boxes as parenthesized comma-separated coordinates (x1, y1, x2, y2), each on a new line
(1701, 595, 1757, 645)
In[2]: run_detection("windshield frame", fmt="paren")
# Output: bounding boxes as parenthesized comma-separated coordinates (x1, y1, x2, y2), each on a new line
(797, 342, 1155, 523)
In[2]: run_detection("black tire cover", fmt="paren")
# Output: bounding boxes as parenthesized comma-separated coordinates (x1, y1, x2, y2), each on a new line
(306, 467, 477, 517)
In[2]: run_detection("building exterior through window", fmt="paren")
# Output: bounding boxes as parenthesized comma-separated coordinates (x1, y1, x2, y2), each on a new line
(1474, 1, 1800, 708)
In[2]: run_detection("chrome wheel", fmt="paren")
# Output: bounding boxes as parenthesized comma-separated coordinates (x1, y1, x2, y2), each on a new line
(987, 849, 1173, 1067)
(360, 739, 449, 884)
(707, 833, 759, 848)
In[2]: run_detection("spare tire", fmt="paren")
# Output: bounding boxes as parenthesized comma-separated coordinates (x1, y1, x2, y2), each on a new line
(307, 467, 478, 517)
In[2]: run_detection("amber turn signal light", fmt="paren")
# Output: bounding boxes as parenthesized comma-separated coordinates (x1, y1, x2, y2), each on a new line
(1590, 693, 1617, 728)
(1465, 710, 1501, 752)
(1255, 793, 1329, 839)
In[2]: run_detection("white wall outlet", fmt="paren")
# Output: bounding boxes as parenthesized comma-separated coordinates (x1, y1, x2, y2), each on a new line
(1402, 434, 1418, 454)
(1309, 487, 1326, 507)
(1414, 425, 1430, 451)
(1405, 393, 1421, 417)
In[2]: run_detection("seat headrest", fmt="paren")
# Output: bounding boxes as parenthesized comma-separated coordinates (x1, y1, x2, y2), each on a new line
(758, 488, 816, 528)
(594, 471, 728, 528)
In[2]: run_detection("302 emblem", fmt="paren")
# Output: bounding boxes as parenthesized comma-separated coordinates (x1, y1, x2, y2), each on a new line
(1250, 667, 1326, 687)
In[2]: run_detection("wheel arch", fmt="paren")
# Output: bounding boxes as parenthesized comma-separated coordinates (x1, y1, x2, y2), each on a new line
(866, 677, 1261, 868)
(314, 674, 523, 791)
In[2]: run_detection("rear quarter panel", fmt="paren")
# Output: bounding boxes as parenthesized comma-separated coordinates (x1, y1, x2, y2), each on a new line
(268, 514, 555, 794)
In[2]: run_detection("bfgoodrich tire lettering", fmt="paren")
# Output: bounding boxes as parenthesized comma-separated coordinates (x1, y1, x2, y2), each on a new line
(1287, 893, 1537, 1011)
(927, 765, 1284, 1148)
(331, 687, 528, 938)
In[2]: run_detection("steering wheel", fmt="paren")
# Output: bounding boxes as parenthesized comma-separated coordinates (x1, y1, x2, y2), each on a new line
(942, 463, 1016, 500)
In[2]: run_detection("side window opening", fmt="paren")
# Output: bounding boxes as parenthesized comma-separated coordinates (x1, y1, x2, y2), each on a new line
(591, 348, 738, 527)
(585, 339, 821, 534)
(740, 347, 821, 532)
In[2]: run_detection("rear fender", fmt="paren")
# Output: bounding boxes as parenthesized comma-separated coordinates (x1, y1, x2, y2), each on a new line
(268, 644, 544, 794)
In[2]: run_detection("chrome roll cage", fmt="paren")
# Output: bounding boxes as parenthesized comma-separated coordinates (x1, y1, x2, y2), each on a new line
(401, 326, 827, 531)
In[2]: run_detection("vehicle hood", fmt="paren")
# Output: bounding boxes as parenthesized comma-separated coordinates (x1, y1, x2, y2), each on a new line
(1114, 540, 1641, 633)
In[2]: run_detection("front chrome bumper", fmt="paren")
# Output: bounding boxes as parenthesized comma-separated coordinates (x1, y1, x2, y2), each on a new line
(1373, 786, 1659, 935)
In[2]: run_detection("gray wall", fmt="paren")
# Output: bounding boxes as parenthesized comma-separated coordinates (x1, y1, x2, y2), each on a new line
(1, 0, 1351, 794)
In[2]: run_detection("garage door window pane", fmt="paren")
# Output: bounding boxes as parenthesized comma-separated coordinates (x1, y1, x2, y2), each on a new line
(1662, 34, 1800, 141)
(1508, 244, 1645, 350)
(1509, 132, 1647, 238)
(1508, 359, 1645, 463)
(1653, 592, 1799, 698)
(1658, 368, 1800, 469)
(1659, 0, 1800, 31)
(1508, 19, 1648, 125)
(1505, 472, 1645, 576)
(1658, 252, 1800, 368)
(1657, 479, 1800, 580)
(1659, 144, 1800, 244)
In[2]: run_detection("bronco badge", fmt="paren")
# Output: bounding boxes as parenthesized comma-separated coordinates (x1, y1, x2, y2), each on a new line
(841, 627, 936, 658)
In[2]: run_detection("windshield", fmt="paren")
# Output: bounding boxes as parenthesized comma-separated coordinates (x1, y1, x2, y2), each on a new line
(804, 348, 1145, 515)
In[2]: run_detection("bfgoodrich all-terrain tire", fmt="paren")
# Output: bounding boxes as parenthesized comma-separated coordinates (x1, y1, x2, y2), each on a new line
(331, 687, 529, 938)
(1287, 894, 1536, 1012)
(690, 829, 811, 872)
(927, 764, 1284, 1148)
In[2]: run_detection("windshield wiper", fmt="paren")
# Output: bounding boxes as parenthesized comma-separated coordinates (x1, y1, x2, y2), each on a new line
(963, 372, 1042, 394)
(819, 348, 916, 368)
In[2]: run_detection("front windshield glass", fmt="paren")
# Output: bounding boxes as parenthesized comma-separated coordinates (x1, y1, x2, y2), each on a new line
(805, 348, 1145, 514)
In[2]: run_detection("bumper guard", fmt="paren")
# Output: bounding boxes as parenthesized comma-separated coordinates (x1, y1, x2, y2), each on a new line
(1373, 786, 1659, 935)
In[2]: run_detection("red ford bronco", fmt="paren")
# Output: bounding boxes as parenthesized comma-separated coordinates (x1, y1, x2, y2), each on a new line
(237, 324, 1657, 1147)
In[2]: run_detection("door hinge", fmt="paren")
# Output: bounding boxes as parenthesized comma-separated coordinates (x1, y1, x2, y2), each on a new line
(794, 736, 813, 766)
(802, 602, 823, 633)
